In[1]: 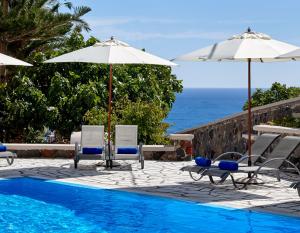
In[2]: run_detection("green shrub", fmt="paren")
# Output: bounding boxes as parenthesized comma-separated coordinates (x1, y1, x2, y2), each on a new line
(271, 117, 300, 128)
(243, 82, 300, 110)
(83, 98, 170, 144)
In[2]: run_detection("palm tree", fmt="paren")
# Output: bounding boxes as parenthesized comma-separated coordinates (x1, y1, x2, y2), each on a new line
(0, 0, 91, 79)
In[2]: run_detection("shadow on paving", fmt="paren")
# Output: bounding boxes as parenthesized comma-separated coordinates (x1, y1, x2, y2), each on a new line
(114, 182, 300, 216)
(0, 164, 118, 179)
(245, 200, 300, 217)
(114, 181, 271, 202)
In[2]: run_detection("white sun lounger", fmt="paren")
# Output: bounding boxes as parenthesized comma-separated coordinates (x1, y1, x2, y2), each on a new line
(110, 125, 144, 169)
(74, 125, 107, 168)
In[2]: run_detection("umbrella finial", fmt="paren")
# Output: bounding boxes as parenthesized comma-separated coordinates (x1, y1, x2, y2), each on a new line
(247, 27, 251, 33)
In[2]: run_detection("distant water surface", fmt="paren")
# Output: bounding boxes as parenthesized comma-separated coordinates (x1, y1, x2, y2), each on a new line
(166, 88, 248, 133)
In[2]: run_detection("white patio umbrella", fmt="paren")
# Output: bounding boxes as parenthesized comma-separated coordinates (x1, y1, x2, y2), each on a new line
(174, 28, 298, 166)
(0, 52, 32, 66)
(44, 37, 176, 156)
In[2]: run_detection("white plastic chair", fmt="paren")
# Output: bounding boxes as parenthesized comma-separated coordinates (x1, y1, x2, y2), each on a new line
(111, 125, 144, 169)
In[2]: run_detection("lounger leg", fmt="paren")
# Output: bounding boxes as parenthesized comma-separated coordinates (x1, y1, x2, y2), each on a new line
(189, 171, 205, 181)
(141, 157, 144, 169)
(6, 157, 14, 166)
(74, 159, 78, 169)
(208, 175, 216, 184)
(139, 143, 144, 169)
(74, 142, 79, 169)
(229, 175, 238, 189)
(276, 170, 281, 182)
(208, 172, 231, 186)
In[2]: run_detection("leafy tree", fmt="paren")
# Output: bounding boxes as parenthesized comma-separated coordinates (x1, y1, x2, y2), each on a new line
(0, 74, 50, 141)
(0, 0, 91, 81)
(243, 82, 300, 110)
(1, 32, 183, 142)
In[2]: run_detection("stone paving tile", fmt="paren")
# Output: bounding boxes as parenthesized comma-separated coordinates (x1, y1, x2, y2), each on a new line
(0, 158, 299, 217)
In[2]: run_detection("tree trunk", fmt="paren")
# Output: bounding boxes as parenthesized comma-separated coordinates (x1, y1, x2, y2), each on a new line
(2, 0, 8, 16)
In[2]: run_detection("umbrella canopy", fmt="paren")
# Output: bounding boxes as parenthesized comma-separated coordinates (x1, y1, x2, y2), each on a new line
(44, 37, 176, 167)
(176, 30, 297, 62)
(0, 52, 32, 66)
(174, 28, 298, 168)
(277, 48, 300, 59)
(45, 38, 176, 66)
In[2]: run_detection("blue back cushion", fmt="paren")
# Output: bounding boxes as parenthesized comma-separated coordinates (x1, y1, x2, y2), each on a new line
(82, 147, 103, 154)
(195, 156, 211, 167)
(218, 161, 238, 171)
(0, 145, 6, 152)
(117, 147, 138, 154)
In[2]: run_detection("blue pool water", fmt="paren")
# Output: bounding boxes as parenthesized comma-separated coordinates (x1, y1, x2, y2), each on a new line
(0, 178, 299, 233)
(166, 88, 248, 133)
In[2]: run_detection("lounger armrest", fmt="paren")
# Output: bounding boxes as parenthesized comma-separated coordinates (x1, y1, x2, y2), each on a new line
(239, 158, 300, 190)
(236, 154, 261, 163)
(213, 152, 244, 163)
(255, 158, 300, 176)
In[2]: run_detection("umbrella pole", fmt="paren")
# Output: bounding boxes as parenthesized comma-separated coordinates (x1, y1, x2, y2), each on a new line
(247, 58, 252, 167)
(108, 64, 113, 165)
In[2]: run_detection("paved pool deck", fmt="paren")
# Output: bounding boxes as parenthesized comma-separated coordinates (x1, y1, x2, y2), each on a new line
(0, 158, 299, 217)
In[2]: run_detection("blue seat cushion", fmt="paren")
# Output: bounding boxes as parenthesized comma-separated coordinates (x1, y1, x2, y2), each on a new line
(117, 147, 138, 154)
(0, 145, 6, 152)
(195, 156, 211, 167)
(82, 147, 103, 154)
(218, 161, 238, 171)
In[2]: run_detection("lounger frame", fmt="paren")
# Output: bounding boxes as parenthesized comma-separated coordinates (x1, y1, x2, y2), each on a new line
(0, 149, 17, 166)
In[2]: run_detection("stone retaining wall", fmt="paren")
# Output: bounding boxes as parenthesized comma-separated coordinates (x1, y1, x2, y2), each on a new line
(179, 96, 300, 159)
(14, 150, 74, 159)
(11, 149, 179, 161)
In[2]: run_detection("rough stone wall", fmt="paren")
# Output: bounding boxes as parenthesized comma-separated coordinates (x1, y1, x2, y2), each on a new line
(179, 96, 300, 159)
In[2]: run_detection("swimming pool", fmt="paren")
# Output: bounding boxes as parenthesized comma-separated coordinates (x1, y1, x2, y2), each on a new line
(0, 178, 299, 233)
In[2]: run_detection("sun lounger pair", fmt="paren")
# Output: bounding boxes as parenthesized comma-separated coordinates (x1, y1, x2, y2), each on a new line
(74, 125, 144, 169)
(0, 143, 17, 166)
(181, 134, 300, 189)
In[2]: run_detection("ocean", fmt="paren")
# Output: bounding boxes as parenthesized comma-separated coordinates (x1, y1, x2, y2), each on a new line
(165, 88, 248, 133)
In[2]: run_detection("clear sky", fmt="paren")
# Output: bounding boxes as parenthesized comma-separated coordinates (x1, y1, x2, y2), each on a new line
(70, 0, 300, 88)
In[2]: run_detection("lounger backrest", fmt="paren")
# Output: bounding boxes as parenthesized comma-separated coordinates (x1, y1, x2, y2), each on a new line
(115, 125, 138, 147)
(80, 125, 105, 148)
(267, 136, 300, 169)
(248, 133, 280, 163)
